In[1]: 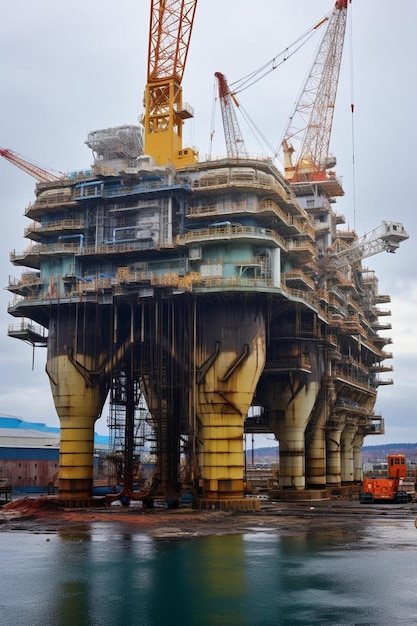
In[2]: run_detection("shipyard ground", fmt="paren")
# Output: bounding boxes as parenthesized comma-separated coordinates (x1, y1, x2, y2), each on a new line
(1, 497, 417, 538)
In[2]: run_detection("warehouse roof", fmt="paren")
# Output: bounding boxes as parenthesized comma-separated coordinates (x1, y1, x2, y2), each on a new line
(0, 415, 109, 448)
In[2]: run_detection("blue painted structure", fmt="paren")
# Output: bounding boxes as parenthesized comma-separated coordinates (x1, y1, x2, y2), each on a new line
(0, 415, 109, 492)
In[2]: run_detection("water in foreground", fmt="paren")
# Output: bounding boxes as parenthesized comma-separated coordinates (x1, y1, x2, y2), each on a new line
(1, 514, 417, 625)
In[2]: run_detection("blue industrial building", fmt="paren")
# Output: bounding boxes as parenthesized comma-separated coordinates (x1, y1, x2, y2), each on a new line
(0, 415, 109, 492)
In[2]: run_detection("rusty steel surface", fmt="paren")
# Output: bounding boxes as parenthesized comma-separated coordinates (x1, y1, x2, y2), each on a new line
(8, 159, 396, 504)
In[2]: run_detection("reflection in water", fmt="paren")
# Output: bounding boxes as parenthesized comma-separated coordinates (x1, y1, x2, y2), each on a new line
(169, 536, 249, 626)
(1, 522, 417, 625)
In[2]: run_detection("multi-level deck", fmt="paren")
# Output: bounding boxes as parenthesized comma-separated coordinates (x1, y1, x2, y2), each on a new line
(7, 131, 395, 504)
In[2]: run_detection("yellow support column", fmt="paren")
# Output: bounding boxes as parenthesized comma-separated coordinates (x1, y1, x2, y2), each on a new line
(49, 354, 108, 500)
(194, 302, 265, 505)
(46, 308, 110, 500)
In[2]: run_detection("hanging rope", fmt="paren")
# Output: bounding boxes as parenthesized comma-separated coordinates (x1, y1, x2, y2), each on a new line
(208, 78, 218, 158)
(349, 2, 357, 231)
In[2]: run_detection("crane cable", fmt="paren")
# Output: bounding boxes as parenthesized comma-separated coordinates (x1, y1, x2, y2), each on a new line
(211, 11, 331, 160)
(237, 100, 277, 157)
(229, 11, 331, 95)
(208, 79, 218, 158)
(349, 3, 357, 231)
(211, 79, 279, 159)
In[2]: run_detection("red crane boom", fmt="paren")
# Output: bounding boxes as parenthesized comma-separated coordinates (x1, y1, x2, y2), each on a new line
(215, 72, 247, 159)
(0, 147, 61, 182)
(282, 0, 350, 182)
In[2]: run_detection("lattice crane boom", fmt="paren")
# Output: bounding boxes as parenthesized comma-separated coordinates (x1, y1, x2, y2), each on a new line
(0, 147, 61, 183)
(282, 0, 349, 182)
(148, 0, 196, 83)
(321, 222, 409, 274)
(143, 0, 198, 168)
(215, 72, 248, 160)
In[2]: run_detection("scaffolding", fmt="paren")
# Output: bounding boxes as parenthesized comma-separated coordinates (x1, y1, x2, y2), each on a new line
(107, 368, 155, 491)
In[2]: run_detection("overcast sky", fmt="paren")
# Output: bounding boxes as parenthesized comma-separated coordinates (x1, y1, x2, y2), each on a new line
(0, 0, 415, 444)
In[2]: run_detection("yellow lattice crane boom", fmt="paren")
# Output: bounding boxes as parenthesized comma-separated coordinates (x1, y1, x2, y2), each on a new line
(143, 0, 198, 168)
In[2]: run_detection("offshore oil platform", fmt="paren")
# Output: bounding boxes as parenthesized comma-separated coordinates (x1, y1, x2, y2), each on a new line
(5, 1, 408, 508)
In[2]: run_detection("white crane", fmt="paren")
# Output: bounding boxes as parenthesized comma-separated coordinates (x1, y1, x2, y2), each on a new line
(320, 221, 409, 274)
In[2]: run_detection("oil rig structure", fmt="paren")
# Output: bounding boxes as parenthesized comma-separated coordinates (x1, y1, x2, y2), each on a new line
(5, 0, 408, 508)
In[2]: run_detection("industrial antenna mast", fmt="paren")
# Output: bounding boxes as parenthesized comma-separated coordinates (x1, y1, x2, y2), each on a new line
(0, 147, 61, 183)
(282, 0, 350, 182)
(215, 72, 248, 159)
(143, 0, 198, 168)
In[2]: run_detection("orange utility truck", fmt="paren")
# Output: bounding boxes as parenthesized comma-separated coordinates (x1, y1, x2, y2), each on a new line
(360, 454, 412, 504)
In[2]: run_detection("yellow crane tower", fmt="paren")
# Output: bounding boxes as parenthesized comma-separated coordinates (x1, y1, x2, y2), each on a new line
(143, 0, 199, 167)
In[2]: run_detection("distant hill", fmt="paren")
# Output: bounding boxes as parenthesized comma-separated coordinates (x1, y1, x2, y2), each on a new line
(362, 443, 417, 463)
(247, 444, 417, 465)
(246, 446, 278, 465)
